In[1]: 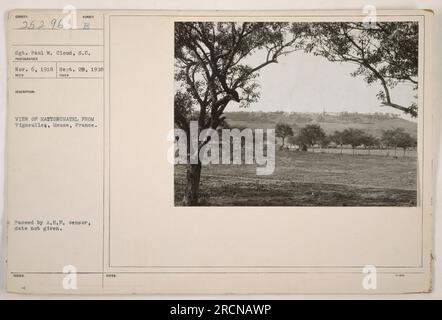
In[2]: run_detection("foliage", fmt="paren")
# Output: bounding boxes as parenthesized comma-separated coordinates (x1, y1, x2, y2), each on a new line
(382, 128, 416, 151)
(175, 22, 309, 133)
(341, 128, 367, 149)
(360, 134, 380, 149)
(306, 22, 418, 117)
(330, 130, 345, 146)
(298, 124, 326, 148)
(275, 123, 294, 145)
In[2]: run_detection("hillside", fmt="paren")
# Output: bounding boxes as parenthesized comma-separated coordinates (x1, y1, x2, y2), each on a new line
(223, 111, 417, 138)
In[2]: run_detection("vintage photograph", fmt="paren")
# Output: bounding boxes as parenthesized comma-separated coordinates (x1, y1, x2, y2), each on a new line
(174, 21, 418, 207)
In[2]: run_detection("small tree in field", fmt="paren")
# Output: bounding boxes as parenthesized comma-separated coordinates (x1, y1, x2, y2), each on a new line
(319, 135, 331, 152)
(361, 134, 378, 155)
(397, 133, 415, 156)
(330, 130, 345, 154)
(381, 129, 395, 156)
(381, 128, 414, 157)
(342, 128, 366, 155)
(298, 124, 326, 152)
(275, 123, 294, 147)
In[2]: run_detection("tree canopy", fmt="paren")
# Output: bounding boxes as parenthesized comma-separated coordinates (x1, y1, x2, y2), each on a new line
(382, 128, 416, 150)
(306, 22, 418, 117)
(298, 124, 326, 149)
(175, 22, 309, 134)
(275, 123, 294, 145)
(341, 128, 367, 149)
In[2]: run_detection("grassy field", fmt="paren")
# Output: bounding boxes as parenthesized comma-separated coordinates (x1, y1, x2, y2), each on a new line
(174, 150, 417, 206)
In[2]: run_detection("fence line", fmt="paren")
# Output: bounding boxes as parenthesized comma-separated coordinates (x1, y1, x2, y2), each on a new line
(283, 147, 417, 157)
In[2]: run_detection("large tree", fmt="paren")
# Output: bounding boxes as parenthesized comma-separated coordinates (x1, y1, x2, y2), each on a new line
(306, 22, 418, 117)
(175, 22, 308, 205)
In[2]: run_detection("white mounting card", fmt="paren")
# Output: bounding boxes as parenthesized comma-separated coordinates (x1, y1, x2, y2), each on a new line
(5, 9, 433, 294)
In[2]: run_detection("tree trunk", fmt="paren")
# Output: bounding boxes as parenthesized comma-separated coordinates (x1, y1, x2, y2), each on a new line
(340, 144, 343, 154)
(352, 148, 355, 156)
(182, 162, 202, 206)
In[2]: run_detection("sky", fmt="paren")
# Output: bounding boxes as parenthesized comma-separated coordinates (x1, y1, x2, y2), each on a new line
(227, 49, 417, 121)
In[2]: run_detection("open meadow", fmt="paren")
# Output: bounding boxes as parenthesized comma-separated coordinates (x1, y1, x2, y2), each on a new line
(175, 150, 417, 206)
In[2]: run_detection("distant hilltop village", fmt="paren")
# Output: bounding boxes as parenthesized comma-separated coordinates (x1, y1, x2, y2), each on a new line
(223, 111, 417, 138)
(226, 110, 406, 120)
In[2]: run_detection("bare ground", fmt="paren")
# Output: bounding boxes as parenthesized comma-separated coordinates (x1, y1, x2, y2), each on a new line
(174, 151, 417, 206)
